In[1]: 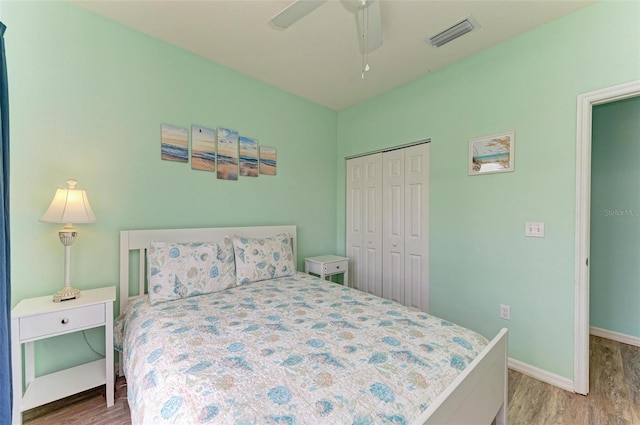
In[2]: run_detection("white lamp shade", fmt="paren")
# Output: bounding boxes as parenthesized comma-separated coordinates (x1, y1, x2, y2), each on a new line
(40, 179, 97, 224)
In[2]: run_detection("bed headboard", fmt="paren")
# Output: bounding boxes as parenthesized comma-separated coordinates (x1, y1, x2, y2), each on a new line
(119, 225, 297, 315)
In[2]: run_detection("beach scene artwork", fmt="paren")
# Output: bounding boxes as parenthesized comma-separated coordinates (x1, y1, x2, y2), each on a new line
(161, 124, 188, 163)
(216, 127, 239, 181)
(239, 136, 259, 177)
(191, 125, 216, 172)
(469, 131, 514, 175)
(259, 146, 277, 176)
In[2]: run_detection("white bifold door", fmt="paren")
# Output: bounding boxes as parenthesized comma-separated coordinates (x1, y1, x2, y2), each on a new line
(346, 143, 430, 312)
(346, 153, 383, 297)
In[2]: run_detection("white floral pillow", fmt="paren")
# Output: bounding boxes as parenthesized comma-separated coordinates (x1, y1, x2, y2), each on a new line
(232, 233, 296, 284)
(147, 238, 236, 305)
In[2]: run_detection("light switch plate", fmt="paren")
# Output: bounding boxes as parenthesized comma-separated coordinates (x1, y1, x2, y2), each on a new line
(525, 222, 545, 237)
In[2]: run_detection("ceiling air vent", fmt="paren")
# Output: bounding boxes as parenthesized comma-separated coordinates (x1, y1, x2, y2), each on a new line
(427, 15, 479, 48)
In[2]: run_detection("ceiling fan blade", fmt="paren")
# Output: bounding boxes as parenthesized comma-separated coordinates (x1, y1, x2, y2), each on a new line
(356, 0, 383, 54)
(271, 0, 328, 29)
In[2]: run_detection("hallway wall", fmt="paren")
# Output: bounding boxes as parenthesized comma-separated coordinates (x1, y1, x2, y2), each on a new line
(590, 96, 640, 338)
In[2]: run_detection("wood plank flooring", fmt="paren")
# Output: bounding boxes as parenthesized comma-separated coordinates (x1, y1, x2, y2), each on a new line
(22, 379, 131, 425)
(23, 335, 639, 425)
(508, 336, 640, 425)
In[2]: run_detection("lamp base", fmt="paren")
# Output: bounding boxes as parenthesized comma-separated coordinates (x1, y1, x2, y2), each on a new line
(53, 286, 81, 302)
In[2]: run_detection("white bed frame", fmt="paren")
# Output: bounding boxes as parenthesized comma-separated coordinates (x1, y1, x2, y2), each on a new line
(118, 225, 508, 425)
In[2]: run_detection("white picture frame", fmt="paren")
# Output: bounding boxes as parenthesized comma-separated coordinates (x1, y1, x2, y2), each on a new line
(469, 131, 515, 175)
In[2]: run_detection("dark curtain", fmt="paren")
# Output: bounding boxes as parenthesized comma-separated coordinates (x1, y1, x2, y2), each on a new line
(0, 21, 11, 424)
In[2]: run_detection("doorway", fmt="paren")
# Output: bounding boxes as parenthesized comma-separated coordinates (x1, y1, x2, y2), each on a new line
(590, 97, 640, 345)
(574, 80, 640, 395)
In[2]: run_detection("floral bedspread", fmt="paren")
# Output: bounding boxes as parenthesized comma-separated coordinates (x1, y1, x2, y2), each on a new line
(116, 272, 488, 425)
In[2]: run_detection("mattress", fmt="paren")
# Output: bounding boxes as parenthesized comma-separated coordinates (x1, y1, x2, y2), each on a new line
(116, 272, 488, 424)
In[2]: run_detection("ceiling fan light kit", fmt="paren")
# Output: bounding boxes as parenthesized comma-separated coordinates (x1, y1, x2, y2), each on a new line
(427, 15, 480, 48)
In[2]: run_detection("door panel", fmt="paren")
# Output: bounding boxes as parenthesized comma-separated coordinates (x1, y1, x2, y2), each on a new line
(347, 154, 382, 295)
(404, 144, 430, 311)
(407, 254, 423, 310)
(383, 149, 404, 302)
(388, 251, 403, 303)
(346, 159, 364, 289)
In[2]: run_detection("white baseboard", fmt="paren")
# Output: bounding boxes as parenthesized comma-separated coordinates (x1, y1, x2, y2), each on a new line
(590, 326, 640, 347)
(509, 329, 640, 394)
(508, 358, 574, 393)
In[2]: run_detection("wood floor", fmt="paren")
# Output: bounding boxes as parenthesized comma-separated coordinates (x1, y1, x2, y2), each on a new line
(508, 336, 640, 425)
(22, 335, 639, 425)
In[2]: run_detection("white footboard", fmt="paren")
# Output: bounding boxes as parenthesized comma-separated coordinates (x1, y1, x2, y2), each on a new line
(412, 328, 509, 425)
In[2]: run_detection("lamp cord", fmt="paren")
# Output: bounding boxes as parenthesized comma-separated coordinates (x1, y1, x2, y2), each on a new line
(82, 330, 106, 358)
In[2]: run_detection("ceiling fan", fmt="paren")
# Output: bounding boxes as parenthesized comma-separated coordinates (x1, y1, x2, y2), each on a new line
(270, 0, 383, 54)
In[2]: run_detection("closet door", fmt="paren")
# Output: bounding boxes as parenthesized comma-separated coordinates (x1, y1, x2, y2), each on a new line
(382, 149, 405, 304)
(382, 143, 430, 311)
(346, 154, 383, 296)
(346, 157, 364, 289)
(404, 143, 430, 311)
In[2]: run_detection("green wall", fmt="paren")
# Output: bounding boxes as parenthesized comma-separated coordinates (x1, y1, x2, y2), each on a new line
(591, 96, 640, 337)
(6, 1, 337, 375)
(336, 1, 640, 379)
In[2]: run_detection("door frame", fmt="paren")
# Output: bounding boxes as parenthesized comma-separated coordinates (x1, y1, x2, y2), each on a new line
(574, 79, 640, 395)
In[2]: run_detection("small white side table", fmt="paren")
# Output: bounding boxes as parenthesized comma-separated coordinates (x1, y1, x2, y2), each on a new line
(11, 286, 116, 425)
(304, 255, 349, 286)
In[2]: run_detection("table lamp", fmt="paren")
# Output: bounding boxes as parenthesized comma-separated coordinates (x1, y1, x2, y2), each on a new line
(40, 179, 97, 302)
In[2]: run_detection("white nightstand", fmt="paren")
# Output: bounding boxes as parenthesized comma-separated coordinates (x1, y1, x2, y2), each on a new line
(11, 286, 116, 425)
(304, 255, 349, 286)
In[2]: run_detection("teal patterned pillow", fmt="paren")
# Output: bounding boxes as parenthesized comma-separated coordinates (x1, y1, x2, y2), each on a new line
(147, 238, 236, 305)
(232, 233, 296, 284)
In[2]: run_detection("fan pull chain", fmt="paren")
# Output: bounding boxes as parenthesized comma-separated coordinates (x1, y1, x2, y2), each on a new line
(361, 0, 371, 79)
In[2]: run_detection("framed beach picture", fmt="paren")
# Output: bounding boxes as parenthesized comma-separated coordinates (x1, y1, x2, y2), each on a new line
(216, 127, 239, 181)
(239, 136, 259, 177)
(191, 125, 216, 172)
(161, 124, 188, 163)
(469, 131, 515, 175)
(259, 146, 277, 176)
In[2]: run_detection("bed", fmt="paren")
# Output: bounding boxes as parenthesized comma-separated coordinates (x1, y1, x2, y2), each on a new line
(117, 225, 508, 425)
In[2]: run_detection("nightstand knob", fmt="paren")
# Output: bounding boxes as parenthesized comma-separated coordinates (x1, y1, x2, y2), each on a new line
(61, 318, 69, 325)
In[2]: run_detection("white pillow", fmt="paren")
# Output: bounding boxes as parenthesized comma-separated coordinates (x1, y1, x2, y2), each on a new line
(147, 238, 236, 305)
(232, 233, 296, 284)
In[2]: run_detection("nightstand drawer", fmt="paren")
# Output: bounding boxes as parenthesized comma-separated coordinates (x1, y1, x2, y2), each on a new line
(324, 261, 348, 274)
(19, 303, 105, 341)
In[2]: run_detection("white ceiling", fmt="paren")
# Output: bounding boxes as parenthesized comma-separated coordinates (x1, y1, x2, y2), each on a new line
(72, 0, 594, 110)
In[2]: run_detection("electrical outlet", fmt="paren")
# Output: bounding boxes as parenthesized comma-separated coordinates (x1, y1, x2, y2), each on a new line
(525, 222, 545, 238)
(500, 304, 511, 320)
